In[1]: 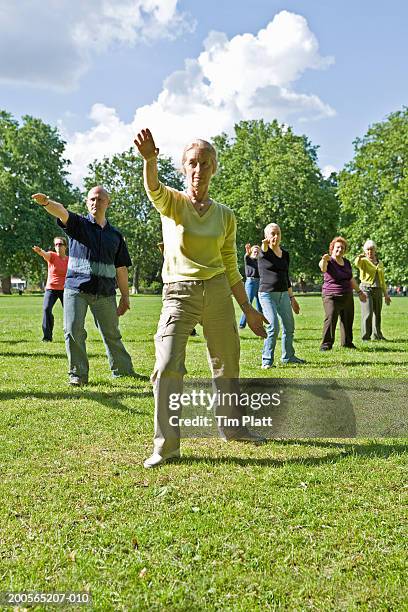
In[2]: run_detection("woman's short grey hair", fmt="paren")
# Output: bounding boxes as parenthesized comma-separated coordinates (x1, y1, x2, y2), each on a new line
(181, 139, 217, 174)
(264, 223, 281, 237)
(363, 240, 377, 251)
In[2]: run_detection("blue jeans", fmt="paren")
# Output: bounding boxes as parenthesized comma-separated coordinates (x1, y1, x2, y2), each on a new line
(42, 289, 64, 340)
(259, 291, 295, 365)
(63, 288, 134, 381)
(239, 278, 263, 327)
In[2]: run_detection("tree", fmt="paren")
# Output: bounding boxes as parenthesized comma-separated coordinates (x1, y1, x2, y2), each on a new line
(210, 120, 339, 281)
(0, 111, 77, 292)
(84, 150, 184, 292)
(338, 108, 408, 284)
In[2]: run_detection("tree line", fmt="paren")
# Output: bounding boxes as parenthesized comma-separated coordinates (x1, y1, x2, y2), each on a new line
(1, 108, 407, 293)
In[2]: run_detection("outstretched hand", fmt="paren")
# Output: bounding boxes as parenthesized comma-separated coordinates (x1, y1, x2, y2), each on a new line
(134, 129, 159, 161)
(246, 307, 268, 338)
(32, 193, 48, 206)
(32, 245, 41, 254)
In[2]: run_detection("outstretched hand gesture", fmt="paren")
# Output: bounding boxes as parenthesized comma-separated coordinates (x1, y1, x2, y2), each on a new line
(32, 193, 48, 206)
(134, 129, 159, 161)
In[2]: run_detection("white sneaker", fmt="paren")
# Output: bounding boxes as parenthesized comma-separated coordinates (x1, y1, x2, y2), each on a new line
(261, 364, 275, 369)
(143, 450, 180, 468)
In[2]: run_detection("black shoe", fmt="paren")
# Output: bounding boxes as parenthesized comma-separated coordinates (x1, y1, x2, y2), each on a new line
(320, 345, 332, 351)
(343, 343, 357, 349)
(42, 338, 52, 342)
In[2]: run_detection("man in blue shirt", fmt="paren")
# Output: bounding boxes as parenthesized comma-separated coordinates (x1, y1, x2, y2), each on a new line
(32, 186, 135, 386)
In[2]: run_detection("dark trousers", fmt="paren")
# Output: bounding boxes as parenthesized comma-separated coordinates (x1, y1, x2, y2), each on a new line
(321, 293, 354, 348)
(360, 286, 384, 339)
(42, 289, 64, 341)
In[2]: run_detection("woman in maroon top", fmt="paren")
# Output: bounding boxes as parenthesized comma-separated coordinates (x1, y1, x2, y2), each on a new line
(319, 236, 366, 350)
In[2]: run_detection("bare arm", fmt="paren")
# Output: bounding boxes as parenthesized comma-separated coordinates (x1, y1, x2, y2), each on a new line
(134, 129, 159, 192)
(287, 287, 300, 314)
(116, 266, 130, 316)
(350, 277, 367, 302)
(32, 245, 52, 262)
(319, 253, 331, 273)
(231, 280, 267, 338)
(31, 193, 69, 225)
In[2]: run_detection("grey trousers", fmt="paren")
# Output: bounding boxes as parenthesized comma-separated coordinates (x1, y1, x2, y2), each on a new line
(64, 288, 134, 381)
(151, 274, 241, 456)
(360, 285, 384, 340)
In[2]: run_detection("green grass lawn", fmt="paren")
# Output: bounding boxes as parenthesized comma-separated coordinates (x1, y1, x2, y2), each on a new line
(0, 295, 407, 610)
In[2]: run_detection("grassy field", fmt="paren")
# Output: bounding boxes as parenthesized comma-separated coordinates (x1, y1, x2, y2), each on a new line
(0, 295, 407, 610)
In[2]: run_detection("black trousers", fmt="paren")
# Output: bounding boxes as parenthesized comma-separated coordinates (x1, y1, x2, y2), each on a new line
(321, 293, 354, 348)
(42, 289, 64, 340)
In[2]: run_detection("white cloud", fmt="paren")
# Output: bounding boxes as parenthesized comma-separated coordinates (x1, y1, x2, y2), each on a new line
(64, 104, 135, 186)
(0, 0, 193, 90)
(63, 11, 336, 186)
(322, 164, 338, 177)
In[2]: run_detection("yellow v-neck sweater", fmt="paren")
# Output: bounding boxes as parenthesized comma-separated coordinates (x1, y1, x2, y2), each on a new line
(147, 183, 242, 287)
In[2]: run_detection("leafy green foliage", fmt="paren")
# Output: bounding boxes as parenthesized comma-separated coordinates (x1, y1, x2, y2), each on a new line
(210, 120, 339, 280)
(84, 150, 184, 291)
(338, 108, 408, 283)
(0, 111, 78, 286)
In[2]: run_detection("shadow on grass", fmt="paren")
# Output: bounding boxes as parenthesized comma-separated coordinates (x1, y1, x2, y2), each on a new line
(357, 346, 408, 353)
(305, 360, 408, 367)
(0, 351, 98, 359)
(0, 388, 152, 415)
(176, 439, 408, 467)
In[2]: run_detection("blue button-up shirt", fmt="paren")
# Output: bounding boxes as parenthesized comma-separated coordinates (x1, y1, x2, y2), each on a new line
(58, 212, 132, 296)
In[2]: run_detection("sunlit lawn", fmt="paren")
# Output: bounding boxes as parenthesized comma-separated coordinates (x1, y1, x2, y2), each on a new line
(0, 295, 407, 610)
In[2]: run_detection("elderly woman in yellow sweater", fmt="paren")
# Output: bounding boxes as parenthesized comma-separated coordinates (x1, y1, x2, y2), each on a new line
(355, 240, 391, 341)
(134, 128, 267, 467)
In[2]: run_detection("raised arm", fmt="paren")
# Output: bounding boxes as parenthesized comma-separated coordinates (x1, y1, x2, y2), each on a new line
(31, 193, 69, 225)
(319, 253, 331, 273)
(32, 245, 52, 262)
(134, 129, 159, 192)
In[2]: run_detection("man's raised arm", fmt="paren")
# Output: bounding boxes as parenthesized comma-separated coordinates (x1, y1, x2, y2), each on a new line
(31, 193, 69, 226)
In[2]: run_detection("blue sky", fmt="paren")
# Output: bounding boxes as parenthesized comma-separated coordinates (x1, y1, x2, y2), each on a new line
(1, 0, 407, 186)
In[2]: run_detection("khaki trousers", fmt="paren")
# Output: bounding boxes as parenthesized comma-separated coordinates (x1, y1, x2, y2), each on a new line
(151, 274, 240, 456)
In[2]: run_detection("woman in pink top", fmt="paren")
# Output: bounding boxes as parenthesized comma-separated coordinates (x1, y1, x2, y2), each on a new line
(32, 237, 68, 342)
